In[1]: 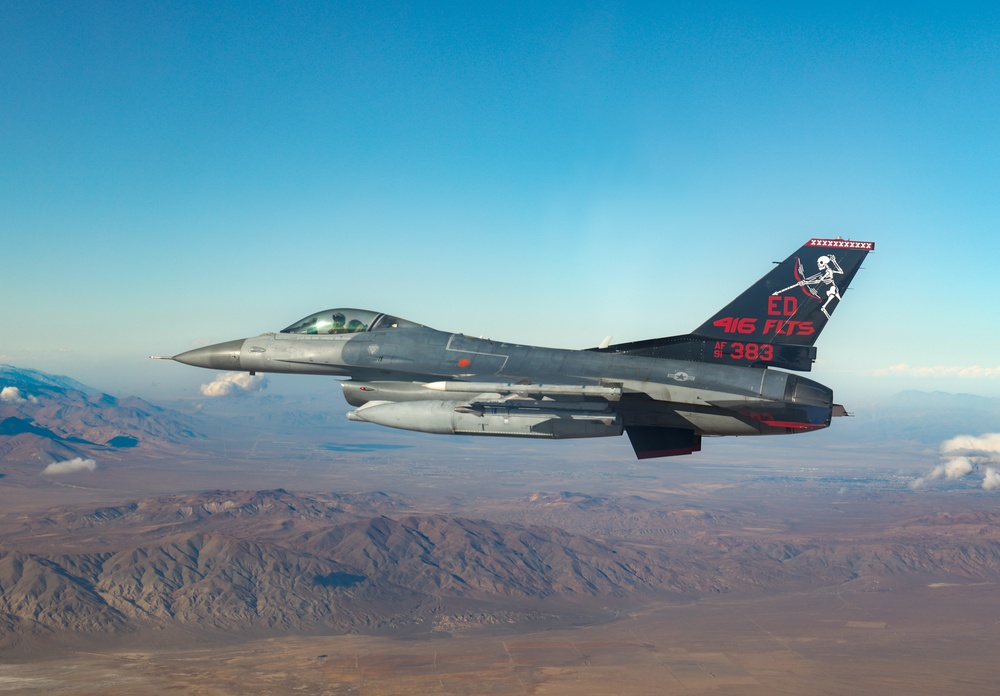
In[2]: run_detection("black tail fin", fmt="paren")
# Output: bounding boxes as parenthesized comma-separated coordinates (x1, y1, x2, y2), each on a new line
(693, 238, 874, 347)
(595, 238, 874, 371)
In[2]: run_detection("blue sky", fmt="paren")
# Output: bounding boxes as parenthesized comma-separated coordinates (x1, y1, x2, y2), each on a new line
(2, 1, 999, 400)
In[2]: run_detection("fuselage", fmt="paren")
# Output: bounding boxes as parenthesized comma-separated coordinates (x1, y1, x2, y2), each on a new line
(174, 323, 834, 438)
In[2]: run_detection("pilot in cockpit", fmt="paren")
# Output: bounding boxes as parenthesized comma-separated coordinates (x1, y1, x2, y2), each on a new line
(328, 312, 347, 333)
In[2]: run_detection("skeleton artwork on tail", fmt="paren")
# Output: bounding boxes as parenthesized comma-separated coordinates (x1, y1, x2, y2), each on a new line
(772, 254, 844, 319)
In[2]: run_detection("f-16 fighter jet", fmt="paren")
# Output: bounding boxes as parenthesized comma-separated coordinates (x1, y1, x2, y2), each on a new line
(158, 238, 874, 459)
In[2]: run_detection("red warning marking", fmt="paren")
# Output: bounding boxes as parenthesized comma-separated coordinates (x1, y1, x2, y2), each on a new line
(806, 238, 875, 250)
(458, 358, 472, 368)
(758, 419, 826, 430)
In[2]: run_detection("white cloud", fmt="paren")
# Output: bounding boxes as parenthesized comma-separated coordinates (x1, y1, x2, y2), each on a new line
(912, 433, 1000, 492)
(1, 386, 24, 402)
(42, 458, 97, 475)
(983, 468, 1000, 491)
(943, 457, 974, 480)
(873, 364, 1000, 379)
(911, 463, 946, 489)
(1, 386, 37, 403)
(199, 372, 268, 397)
(942, 434, 1000, 457)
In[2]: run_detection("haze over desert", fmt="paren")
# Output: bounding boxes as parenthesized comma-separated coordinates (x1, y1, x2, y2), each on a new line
(2, 365, 1000, 694)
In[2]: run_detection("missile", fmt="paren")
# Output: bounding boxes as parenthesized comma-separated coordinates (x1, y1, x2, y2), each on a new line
(421, 381, 622, 400)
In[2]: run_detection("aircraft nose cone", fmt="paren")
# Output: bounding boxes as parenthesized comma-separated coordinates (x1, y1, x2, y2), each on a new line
(172, 339, 245, 370)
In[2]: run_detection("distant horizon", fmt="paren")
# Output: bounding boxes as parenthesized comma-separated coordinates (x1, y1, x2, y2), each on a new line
(5, 360, 1000, 492)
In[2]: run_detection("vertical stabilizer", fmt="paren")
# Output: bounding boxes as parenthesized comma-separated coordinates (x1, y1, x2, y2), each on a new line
(692, 238, 874, 347)
(595, 237, 874, 371)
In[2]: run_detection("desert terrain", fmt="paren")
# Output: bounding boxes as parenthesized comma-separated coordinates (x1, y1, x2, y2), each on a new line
(2, 367, 999, 694)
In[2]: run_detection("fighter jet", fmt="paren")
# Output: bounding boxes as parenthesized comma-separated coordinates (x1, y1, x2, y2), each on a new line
(159, 238, 874, 459)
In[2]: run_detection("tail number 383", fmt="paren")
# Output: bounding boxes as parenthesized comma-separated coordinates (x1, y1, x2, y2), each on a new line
(713, 342, 774, 362)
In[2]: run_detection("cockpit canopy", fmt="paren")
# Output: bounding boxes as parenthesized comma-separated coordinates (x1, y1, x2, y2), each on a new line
(281, 308, 425, 335)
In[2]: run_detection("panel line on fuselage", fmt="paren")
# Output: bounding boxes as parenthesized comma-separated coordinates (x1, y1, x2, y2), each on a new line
(444, 334, 511, 373)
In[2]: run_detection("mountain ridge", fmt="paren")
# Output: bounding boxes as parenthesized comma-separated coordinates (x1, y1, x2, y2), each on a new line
(3, 489, 999, 645)
(0, 364, 201, 463)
